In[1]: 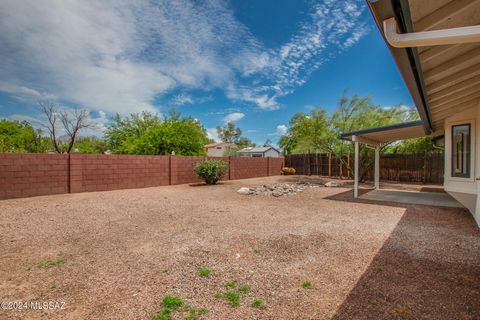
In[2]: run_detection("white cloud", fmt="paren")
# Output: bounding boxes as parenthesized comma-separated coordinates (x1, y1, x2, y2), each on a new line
(7, 107, 108, 138)
(226, 86, 279, 110)
(276, 124, 288, 135)
(171, 93, 194, 106)
(0, 82, 57, 101)
(0, 0, 262, 114)
(0, 0, 368, 114)
(206, 127, 220, 142)
(229, 0, 369, 109)
(171, 93, 213, 106)
(6, 114, 48, 128)
(223, 112, 245, 123)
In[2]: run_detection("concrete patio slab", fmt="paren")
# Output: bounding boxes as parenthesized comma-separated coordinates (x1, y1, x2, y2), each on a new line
(360, 189, 464, 208)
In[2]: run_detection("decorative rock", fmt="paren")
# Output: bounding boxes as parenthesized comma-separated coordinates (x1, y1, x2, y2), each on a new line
(325, 181, 341, 187)
(237, 187, 251, 194)
(272, 189, 284, 197)
(240, 181, 323, 197)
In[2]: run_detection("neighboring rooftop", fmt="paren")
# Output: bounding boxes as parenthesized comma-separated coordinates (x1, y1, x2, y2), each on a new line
(238, 146, 279, 153)
(204, 142, 237, 148)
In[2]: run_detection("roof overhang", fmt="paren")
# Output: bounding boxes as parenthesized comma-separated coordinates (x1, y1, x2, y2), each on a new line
(367, 0, 433, 134)
(366, 0, 480, 133)
(340, 120, 427, 145)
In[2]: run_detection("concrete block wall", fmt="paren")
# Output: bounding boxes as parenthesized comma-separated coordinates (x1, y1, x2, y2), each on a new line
(230, 157, 268, 180)
(268, 157, 285, 176)
(0, 153, 69, 199)
(170, 156, 205, 185)
(70, 154, 170, 193)
(0, 153, 284, 200)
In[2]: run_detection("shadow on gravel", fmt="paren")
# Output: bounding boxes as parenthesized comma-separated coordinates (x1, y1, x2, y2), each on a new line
(326, 190, 480, 320)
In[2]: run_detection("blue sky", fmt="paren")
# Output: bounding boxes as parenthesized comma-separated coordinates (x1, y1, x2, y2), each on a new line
(0, 0, 413, 145)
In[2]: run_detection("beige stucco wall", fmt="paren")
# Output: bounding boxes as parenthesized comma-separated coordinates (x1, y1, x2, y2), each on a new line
(206, 146, 226, 157)
(264, 148, 280, 158)
(443, 101, 480, 226)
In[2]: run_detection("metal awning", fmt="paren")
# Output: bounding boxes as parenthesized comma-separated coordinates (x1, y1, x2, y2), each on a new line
(340, 120, 426, 144)
(340, 120, 427, 198)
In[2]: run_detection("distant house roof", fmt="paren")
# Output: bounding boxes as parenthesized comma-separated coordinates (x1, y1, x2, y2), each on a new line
(204, 142, 237, 148)
(238, 146, 280, 154)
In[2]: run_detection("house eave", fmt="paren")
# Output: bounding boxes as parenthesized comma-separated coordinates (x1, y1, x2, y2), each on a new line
(367, 0, 433, 134)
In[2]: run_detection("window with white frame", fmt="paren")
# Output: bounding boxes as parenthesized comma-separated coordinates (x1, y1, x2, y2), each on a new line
(451, 124, 471, 178)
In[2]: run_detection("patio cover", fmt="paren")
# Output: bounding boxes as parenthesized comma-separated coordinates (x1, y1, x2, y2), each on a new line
(340, 120, 426, 144)
(340, 120, 428, 198)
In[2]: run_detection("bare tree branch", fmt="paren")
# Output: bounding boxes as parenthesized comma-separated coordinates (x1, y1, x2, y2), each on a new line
(39, 100, 93, 153)
(38, 100, 61, 153)
(60, 107, 93, 153)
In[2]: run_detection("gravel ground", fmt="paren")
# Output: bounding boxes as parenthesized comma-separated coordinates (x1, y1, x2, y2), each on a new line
(0, 175, 479, 320)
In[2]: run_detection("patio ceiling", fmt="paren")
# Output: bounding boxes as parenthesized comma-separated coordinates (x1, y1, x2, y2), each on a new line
(367, 0, 480, 133)
(410, 0, 480, 131)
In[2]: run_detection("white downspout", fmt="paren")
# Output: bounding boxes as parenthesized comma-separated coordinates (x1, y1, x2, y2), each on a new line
(383, 17, 480, 48)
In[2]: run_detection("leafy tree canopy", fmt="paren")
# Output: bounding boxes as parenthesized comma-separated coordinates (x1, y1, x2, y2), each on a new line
(278, 91, 429, 181)
(74, 137, 109, 154)
(279, 91, 421, 156)
(105, 111, 209, 155)
(216, 122, 256, 149)
(0, 119, 49, 153)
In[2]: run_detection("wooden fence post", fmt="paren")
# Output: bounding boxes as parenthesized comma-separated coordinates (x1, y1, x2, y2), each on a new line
(423, 151, 427, 184)
(347, 153, 351, 179)
(339, 157, 343, 180)
(228, 156, 232, 180)
(328, 153, 332, 177)
(307, 152, 311, 175)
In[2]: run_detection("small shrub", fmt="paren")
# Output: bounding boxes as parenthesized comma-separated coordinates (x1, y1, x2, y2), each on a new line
(223, 291, 240, 307)
(197, 267, 211, 277)
(194, 160, 229, 185)
(152, 295, 183, 320)
(251, 298, 264, 309)
(185, 306, 209, 320)
(281, 167, 296, 175)
(302, 281, 312, 289)
(37, 256, 65, 269)
(225, 280, 237, 288)
(239, 284, 250, 294)
(162, 295, 183, 309)
(152, 295, 208, 320)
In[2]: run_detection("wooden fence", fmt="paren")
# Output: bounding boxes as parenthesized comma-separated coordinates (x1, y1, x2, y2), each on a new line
(285, 151, 444, 184)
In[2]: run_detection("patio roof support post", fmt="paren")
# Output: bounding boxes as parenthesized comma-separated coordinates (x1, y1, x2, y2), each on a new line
(374, 145, 380, 190)
(354, 138, 359, 198)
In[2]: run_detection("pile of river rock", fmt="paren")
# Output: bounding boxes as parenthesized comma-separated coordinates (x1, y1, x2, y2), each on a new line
(237, 180, 343, 197)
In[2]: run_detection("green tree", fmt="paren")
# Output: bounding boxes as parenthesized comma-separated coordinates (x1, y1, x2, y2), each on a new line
(0, 119, 49, 153)
(278, 91, 420, 180)
(105, 111, 209, 155)
(387, 137, 435, 153)
(105, 111, 161, 153)
(263, 139, 272, 147)
(216, 122, 242, 143)
(74, 137, 109, 154)
(216, 122, 255, 149)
